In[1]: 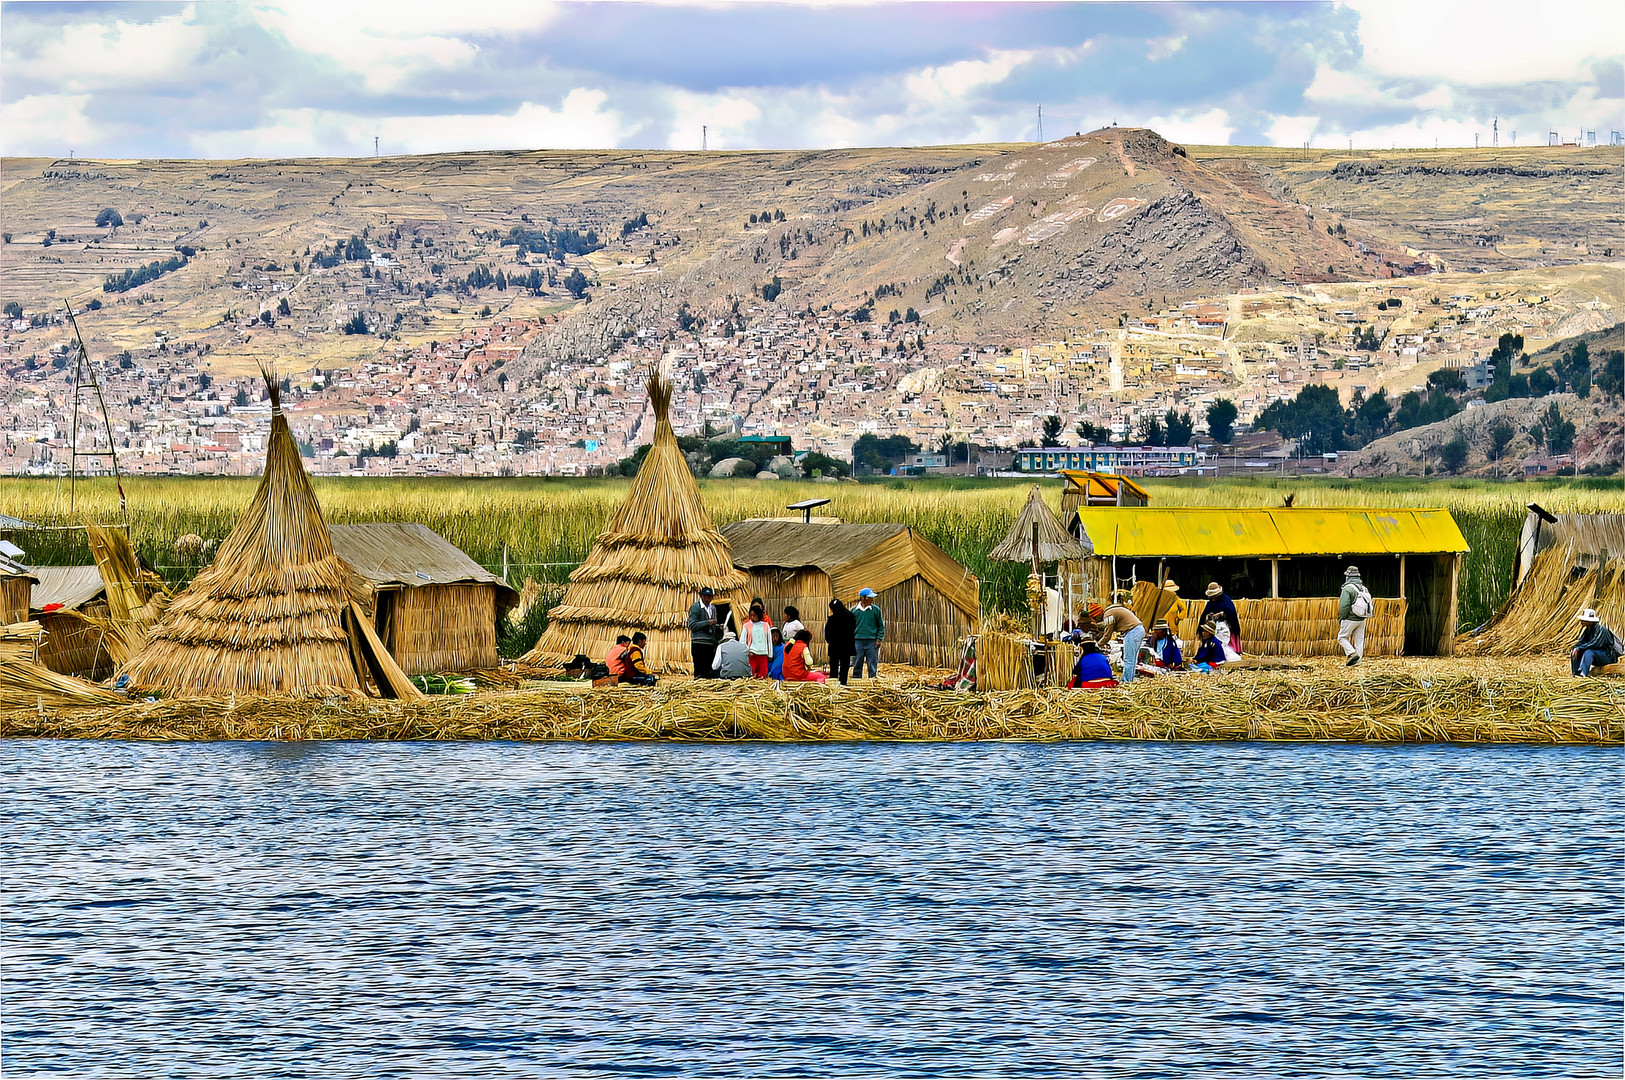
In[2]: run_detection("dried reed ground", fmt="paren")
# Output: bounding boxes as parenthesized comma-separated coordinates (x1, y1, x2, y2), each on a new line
(4, 658, 1618, 746)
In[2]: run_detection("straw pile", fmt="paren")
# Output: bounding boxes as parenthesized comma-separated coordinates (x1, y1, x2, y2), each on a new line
(83, 523, 168, 665)
(1134, 581, 1407, 657)
(1460, 545, 1625, 657)
(1, 621, 46, 664)
(122, 371, 420, 699)
(1, 657, 125, 707)
(4, 663, 1617, 745)
(524, 372, 749, 672)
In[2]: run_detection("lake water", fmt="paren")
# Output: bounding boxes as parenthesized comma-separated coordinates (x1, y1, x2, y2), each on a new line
(2, 741, 1619, 1079)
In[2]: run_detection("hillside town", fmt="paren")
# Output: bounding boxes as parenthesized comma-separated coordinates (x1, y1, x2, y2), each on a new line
(0, 274, 1609, 478)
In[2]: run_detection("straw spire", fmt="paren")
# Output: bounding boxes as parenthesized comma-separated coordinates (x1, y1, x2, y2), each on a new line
(990, 485, 1092, 563)
(124, 369, 417, 697)
(526, 370, 748, 671)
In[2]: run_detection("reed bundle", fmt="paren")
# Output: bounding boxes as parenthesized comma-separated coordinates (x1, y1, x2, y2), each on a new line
(1133, 581, 1407, 657)
(0, 573, 30, 625)
(526, 372, 749, 673)
(1459, 546, 1625, 657)
(4, 661, 1617, 746)
(83, 522, 168, 665)
(1, 621, 45, 664)
(1, 657, 125, 706)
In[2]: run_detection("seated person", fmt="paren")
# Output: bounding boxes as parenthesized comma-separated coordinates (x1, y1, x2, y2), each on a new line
(1146, 621, 1184, 669)
(768, 627, 785, 681)
(782, 629, 828, 683)
(1190, 623, 1228, 671)
(712, 629, 752, 680)
(621, 632, 658, 686)
(605, 635, 632, 679)
(1068, 635, 1118, 688)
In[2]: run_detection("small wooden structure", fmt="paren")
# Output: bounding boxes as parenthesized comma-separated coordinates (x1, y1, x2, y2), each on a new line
(30, 565, 116, 680)
(720, 520, 980, 667)
(1060, 470, 1149, 517)
(329, 523, 518, 675)
(1, 560, 34, 625)
(989, 486, 1092, 635)
(1072, 506, 1469, 656)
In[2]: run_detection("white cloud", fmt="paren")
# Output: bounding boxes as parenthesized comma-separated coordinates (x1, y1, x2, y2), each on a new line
(7, 6, 207, 93)
(1340, 0, 1625, 86)
(664, 90, 762, 151)
(904, 49, 1035, 107)
(1139, 107, 1234, 145)
(1145, 35, 1187, 62)
(247, 1, 563, 91)
(189, 89, 629, 158)
(1265, 114, 1322, 147)
(0, 94, 97, 156)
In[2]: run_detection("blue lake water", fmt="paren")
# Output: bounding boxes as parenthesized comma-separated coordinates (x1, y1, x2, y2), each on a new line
(1, 740, 1619, 1079)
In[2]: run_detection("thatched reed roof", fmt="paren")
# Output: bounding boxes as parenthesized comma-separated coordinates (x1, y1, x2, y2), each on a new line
(721, 519, 980, 617)
(990, 486, 1092, 564)
(526, 372, 749, 671)
(30, 566, 106, 612)
(123, 372, 418, 698)
(329, 522, 518, 611)
(1516, 511, 1625, 583)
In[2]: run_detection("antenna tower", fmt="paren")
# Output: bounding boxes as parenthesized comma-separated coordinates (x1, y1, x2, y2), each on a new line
(374, 135, 380, 156)
(702, 125, 708, 151)
(1036, 103, 1043, 143)
(1493, 117, 1498, 147)
(62, 302, 126, 517)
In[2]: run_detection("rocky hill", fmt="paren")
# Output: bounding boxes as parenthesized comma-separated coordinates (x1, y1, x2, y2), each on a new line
(2, 131, 1618, 377)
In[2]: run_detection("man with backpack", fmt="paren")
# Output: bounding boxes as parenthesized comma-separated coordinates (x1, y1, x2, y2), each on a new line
(1337, 565, 1374, 666)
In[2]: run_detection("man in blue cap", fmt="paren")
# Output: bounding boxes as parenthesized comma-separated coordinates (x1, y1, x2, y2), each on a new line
(851, 587, 885, 679)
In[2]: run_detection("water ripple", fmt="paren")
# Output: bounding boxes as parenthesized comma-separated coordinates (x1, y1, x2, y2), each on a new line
(1, 741, 1619, 1078)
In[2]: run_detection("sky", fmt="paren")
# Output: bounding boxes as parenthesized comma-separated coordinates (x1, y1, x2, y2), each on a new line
(2, 0, 1621, 158)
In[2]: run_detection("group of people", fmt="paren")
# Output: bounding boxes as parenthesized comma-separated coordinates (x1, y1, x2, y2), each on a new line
(1064, 580, 1245, 687)
(685, 585, 887, 685)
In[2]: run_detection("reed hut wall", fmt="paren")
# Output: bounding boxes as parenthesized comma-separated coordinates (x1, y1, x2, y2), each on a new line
(38, 603, 116, 681)
(377, 583, 500, 674)
(2, 575, 30, 625)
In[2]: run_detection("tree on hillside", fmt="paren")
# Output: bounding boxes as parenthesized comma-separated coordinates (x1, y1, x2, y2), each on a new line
(1488, 419, 1516, 463)
(1205, 398, 1238, 444)
(563, 268, 589, 298)
(1348, 389, 1392, 445)
(95, 208, 123, 228)
(1041, 415, 1064, 445)
(1427, 368, 1465, 393)
(1538, 401, 1575, 455)
(1438, 434, 1469, 474)
(1075, 420, 1112, 445)
(1137, 414, 1165, 447)
(1596, 349, 1623, 397)
(1163, 409, 1194, 447)
(1255, 384, 1348, 456)
(1555, 339, 1592, 397)
(800, 451, 849, 478)
(852, 433, 919, 474)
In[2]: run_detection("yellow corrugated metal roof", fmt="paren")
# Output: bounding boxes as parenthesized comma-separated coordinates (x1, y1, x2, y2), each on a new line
(1060, 470, 1149, 501)
(1072, 507, 1469, 558)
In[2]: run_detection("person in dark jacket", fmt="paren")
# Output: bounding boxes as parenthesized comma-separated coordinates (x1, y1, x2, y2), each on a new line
(1201, 582, 1242, 654)
(1191, 623, 1227, 670)
(825, 598, 857, 685)
(1572, 608, 1621, 677)
(623, 632, 657, 686)
(1069, 636, 1116, 687)
(687, 586, 721, 678)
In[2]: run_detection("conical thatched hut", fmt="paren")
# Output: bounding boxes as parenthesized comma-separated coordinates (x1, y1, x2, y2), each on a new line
(525, 373, 749, 672)
(990, 486, 1092, 565)
(123, 373, 417, 698)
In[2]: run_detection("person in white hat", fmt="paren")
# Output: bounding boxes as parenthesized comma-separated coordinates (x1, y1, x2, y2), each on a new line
(1571, 608, 1621, 678)
(851, 587, 885, 679)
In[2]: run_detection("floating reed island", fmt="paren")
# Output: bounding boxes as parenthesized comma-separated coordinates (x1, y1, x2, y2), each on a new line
(3, 659, 1619, 746)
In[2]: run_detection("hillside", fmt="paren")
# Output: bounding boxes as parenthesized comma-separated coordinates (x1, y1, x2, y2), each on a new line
(3, 131, 1620, 378)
